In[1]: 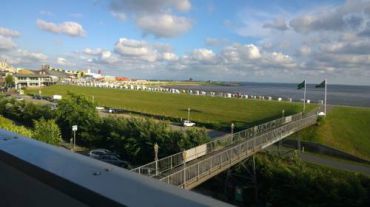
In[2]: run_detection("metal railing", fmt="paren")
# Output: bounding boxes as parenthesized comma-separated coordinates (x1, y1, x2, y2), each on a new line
(160, 114, 317, 189)
(132, 112, 304, 177)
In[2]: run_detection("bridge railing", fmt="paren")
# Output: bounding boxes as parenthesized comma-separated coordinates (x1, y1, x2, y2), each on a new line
(160, 115, 317, 188)
(131, 112, 303, 177)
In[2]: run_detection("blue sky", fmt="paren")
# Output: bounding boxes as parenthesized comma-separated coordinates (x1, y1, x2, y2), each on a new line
(1, 0, 370, 85)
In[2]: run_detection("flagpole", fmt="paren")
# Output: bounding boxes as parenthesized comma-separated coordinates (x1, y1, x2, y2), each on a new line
(324, 79, 327, 116)
(303, 80, 306, 112)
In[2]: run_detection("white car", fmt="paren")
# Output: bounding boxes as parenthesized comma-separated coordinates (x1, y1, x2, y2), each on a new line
(318, 111, 326, 116)
(183, 120, 196, 127)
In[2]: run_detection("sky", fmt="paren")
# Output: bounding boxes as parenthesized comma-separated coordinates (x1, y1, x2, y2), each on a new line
(0, 0, 370, 85)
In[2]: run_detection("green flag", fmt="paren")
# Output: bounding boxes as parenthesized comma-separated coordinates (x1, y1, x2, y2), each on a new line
(315, 80, 326, 88)
(297, 80, 305, 90)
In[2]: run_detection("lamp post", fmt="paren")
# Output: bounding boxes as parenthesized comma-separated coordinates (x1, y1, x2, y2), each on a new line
(72, 125, 78, 151)
(154, 143, 159, 176)
(231, 123, 235, 134)
(187, 108, 191, 121)
(182, 150, 187, 188)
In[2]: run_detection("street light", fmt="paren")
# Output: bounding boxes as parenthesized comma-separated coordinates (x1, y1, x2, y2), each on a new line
(182, 149, 187, 188)
(72, 125, 78, 151)
(154, 143, 159, 176)
(231, 123, 235, 134)
(187, 108, 191, 121)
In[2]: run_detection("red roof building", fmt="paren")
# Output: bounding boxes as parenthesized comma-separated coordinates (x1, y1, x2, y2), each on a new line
(115, 76, 129, 81)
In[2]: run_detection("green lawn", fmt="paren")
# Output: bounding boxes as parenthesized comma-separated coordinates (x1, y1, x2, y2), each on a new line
(26, 85, 315, 130)
(299, 106, 370, 160)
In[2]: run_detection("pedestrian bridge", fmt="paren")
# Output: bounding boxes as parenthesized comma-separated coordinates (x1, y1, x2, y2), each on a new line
(132, 113, 318, 189)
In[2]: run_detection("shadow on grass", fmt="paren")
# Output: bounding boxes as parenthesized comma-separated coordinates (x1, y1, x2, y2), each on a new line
(179, 108, 203, 113)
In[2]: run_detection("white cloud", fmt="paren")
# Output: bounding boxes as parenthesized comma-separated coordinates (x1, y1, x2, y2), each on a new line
(110, 0, 191, 15)
(36, 19, 86, 37)
(222, 44, 261, 63)
(111, 11, 126, 21)
(298, 46, 312, 56)
(0, 36, 16, 50)
(191, 49, 216, 61)
(175, 0, 191, 11)
(235, 9, 281, 37)
(239, 44, 261, 59)
(263, 17, 289, 31)
(1, 49, 48, 67)
(17, 49, 48, 62)
(267, 52, 296, 69)
(289, 0, 370, 33)
(0, 27, 20, 37)
(115, 38, 154, 57)
(83, 48, 104, 56)
(162, 52, 178, 61)
(56, 57, 72, 66)
(205, 38, 230, 47)
(110, 0, 192, 38)
(136, 14, 192, 38)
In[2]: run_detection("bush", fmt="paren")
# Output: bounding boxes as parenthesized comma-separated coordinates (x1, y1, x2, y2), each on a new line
(95, 117, 211, 165)
(33, 119, 62, 145)
(232, 153, 370, 207)
(0, 96, 54, 127)
(1, 93, 211, 165)
(0, 116, 33, 137)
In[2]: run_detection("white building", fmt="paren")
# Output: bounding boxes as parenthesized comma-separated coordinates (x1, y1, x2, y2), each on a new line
(14, 74, 55, 89)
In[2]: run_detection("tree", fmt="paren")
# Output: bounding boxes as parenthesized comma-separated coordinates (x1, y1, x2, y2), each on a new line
(33, 119, 62, 145)
(5, 74, 15, 88)
(179, 128, 210, 150)
(56, 92, 100, 145)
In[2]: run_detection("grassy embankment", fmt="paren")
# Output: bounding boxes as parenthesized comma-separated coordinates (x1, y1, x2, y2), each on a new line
(26, 85, 314, 130)
(0, 116, 33, 137)
(298, 106, 370, 160)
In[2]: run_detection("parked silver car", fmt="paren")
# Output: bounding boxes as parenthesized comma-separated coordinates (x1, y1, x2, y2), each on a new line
(88, 149, 131, 169)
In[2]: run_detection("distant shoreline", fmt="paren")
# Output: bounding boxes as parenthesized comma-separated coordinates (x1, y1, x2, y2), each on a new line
(164, 82, 370, 108)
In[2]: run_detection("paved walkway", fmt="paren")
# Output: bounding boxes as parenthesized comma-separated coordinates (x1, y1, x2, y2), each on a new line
(300, 152, 370, 176)
(267, 145, 370, 177)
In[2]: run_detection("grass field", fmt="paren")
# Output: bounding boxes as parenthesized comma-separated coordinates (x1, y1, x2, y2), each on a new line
(299, 106, 370, 160)
(26, 85, 315, 130)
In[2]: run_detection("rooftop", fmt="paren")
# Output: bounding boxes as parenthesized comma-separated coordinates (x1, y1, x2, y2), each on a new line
(0, 129, 232, 207)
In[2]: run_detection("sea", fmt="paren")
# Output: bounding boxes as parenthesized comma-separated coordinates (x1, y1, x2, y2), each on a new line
(168, 82, 370, 108)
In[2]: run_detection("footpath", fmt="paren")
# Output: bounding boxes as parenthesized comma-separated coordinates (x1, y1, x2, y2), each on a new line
(267, 145, 370, 177)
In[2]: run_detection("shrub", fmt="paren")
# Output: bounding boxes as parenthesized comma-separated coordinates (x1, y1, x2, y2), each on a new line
(33, 119, 62, 145)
